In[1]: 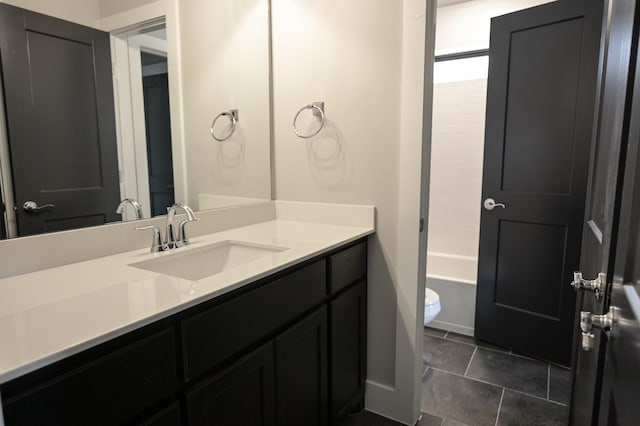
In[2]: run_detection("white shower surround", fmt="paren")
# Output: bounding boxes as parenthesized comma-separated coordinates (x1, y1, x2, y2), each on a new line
(426, 252, 477, 336)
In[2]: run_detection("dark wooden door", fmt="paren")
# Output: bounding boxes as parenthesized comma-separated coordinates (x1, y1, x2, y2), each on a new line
(143, 72, 174, 217)
(569, 0, 638, 424)
(186, 342, 276, 426)
(0, 4, 120, 236)
(595, 140, 640, 424)
(475, 0, 604, 365)
(275, 307, 328, 426)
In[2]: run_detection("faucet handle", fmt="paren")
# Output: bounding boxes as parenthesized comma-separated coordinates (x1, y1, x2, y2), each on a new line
(179, 219, 196, 246)
(136, 225, 168, 252)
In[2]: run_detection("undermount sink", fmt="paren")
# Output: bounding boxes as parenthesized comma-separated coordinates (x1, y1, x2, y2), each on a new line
(129, 240, 289, 281)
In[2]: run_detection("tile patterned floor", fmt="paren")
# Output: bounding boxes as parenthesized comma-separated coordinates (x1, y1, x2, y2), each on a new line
(421, 327, 571, 426)
(339, 327, 571, 426)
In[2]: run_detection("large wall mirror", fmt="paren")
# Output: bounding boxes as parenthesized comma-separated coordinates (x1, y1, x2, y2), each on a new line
(0, 0, 272, 239)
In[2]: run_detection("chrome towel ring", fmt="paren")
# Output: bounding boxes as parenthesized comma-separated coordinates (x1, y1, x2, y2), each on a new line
(210, 109, 239, 141)
(293, 102, 325, 139)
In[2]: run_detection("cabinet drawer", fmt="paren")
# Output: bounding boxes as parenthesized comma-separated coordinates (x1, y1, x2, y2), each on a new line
(3, 328, 178, 426)
(182, 260, 326, 381)
(329, 242, 367, 294)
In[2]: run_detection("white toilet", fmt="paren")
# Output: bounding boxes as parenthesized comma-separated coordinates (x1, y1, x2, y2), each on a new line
(424, 288, 441, 325)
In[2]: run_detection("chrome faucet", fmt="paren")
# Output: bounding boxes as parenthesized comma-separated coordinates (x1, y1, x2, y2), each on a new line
(136, 203, 199, 252)
(166, 203, 199, 249)
(116, 198, 143, 220)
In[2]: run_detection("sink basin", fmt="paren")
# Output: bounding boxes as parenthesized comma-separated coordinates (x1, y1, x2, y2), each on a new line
(129, 240, 288, 281)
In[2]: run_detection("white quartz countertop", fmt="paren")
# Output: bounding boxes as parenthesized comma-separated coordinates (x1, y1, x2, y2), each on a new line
(0, 219, 373, 384)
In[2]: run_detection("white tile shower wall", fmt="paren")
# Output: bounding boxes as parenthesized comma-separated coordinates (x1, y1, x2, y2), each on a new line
(435, 0, 556, 53)
(427, 78, 487, 261)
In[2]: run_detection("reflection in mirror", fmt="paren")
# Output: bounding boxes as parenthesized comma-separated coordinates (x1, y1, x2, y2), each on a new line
(0, 0, 272, 240)
(112, 23, 175, 221)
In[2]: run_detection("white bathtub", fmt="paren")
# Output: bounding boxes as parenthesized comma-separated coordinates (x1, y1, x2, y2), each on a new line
(426, 252, 477, 284)
(426, 252, 478, 336)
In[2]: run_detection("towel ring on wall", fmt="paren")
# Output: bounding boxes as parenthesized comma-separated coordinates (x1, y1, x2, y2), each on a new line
(293, 102, 325, 139)
(210, 109, 239, 141)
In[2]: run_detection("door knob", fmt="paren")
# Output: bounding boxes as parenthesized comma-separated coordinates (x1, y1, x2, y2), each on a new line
(483, 198, 506, 210)
(579, 307, 619, 351)
(23, 201, 55, 214)
(572, 272, 606, 300)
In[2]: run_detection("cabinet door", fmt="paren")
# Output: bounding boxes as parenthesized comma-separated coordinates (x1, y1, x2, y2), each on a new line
(330, 280, 367, 421)
(141, 402, 182, 426)
(2, 328, 178, 426)
(186, 342, 276, 426)
(182, 261, 326, 382)
(275, 306, 328, 426)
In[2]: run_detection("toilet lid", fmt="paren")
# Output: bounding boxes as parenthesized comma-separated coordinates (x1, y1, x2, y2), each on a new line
(425, 288, 440, 305)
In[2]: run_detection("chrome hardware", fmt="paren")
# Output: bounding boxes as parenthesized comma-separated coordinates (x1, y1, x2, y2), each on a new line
(579, 307, 620, 351)
(116, 198, 143, 220)
(135, 203, 198, 252)
(23, 201, 55, 213)
(581, 331, 596, 352)
(572, 272, 606, 300)
(210, 109, 239, 141)
(135, 225, 168, 253)
(293, 102, 325, 139)
(483, 198, 506, 211)
(166, 203, 199, 249)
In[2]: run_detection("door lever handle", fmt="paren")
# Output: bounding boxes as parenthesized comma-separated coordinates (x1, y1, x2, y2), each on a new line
(579, 307, 620, 351)
(483, 198, 506, 211)
(23, 201, 55, 214)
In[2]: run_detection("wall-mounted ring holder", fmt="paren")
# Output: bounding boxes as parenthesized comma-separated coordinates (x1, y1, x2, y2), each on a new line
(293, 102, 325, 139)
(210, 109, 239, 141)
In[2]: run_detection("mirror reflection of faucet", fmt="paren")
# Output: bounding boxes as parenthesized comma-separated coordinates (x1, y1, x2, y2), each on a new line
(116, 198, 143, 220)
(136, 203, 199, 252)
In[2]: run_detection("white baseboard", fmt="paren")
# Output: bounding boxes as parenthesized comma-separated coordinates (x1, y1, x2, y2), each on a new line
(365, 380, 413, 425)
(429, 319, 474, 336)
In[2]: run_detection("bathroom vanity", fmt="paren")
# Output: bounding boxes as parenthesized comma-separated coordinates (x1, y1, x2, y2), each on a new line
(0, 217, 372, 425)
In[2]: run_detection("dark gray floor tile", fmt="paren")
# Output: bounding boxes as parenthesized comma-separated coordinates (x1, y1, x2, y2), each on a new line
(446, 332, 510, 352)
(424, 326, 448, 338)
(443, 331, 475, 345)
(417, 411, 443, 426)
(422, 368, 502, 426)
(442, 419, 469, 426)
(465, 348, 548, 397)
(497, 390, 567, 426)
(549, 365, 571, 405)
(423, 334, 476, 375)
(339, 410, 404, 426)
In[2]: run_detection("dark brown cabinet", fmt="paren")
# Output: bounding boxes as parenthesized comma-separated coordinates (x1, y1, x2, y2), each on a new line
(0, 240, 367, 426)
(2, 328, 178, 425)
(276, 307, 328, 426)
(142, 403, 182, 426)
(330, 280, 367, 421)
(187, 342, 277, 426)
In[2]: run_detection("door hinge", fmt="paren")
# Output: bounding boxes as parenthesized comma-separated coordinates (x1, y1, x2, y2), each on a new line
(419, 218, 424, 233)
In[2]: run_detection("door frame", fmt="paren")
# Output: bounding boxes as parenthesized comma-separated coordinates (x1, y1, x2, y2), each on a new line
(110, 21, 168, 220)
(0, 72, 16, 238)
(99, 0, 186, 216)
